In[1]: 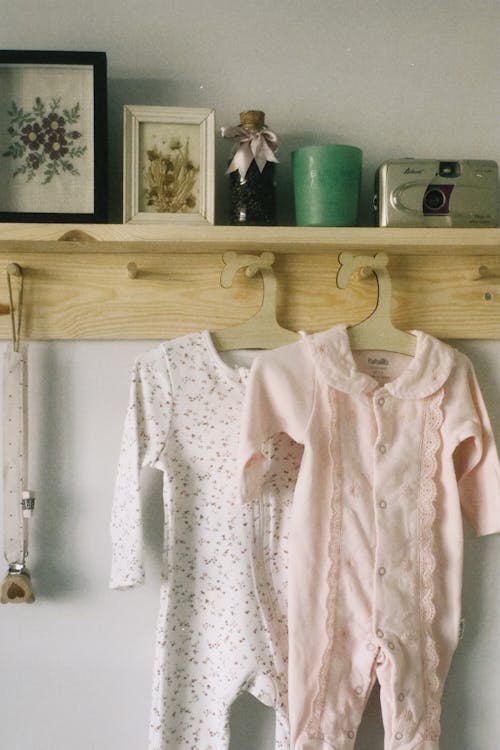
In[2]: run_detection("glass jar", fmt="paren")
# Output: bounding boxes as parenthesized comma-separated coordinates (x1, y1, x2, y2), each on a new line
(224, 110, 278, 226)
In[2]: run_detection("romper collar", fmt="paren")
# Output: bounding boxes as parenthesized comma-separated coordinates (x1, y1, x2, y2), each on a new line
(304, 324, 456, 400)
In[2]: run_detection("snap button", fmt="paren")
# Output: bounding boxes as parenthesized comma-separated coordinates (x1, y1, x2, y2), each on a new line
(376, 628, 384, 638)
(347, 730, 355, 739)
(378, 566, 386, 576)
(378, 443, 387, 454)
(398, 692, 405, 702)
(355, 686, 363, 695)
(378, 499, 387, 509)
(377, 397, 385, 406)
(387, 641, 395, 650)
(395, 732, 403, 740)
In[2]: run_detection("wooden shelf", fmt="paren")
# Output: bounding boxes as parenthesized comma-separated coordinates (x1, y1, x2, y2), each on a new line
(0, 224, 499, 340)
(1, 223, 500, 254)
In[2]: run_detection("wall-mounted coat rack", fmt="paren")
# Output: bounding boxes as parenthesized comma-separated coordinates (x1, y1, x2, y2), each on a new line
(0, 223, 500, 340)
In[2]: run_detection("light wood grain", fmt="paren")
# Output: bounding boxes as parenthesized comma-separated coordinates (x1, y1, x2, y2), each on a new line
(0, 224, 500, 254)
(0, 225, 499, 340)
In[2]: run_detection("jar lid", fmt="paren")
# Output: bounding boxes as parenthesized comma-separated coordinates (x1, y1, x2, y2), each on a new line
(240, 110, 265, 129)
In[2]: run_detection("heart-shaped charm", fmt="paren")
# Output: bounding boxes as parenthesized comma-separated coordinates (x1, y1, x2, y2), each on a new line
(7, 582, 25, 600)
(1, 572, 35, 604)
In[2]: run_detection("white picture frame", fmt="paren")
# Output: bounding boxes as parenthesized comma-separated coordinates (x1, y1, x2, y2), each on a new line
(123, 105, 215, 225)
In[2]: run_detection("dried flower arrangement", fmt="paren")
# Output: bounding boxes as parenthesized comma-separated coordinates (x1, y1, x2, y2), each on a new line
(143, 137, 199, 213)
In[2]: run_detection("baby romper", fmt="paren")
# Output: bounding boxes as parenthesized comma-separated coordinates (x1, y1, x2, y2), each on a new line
(238, 324, 500, 750)
(110, 330, 297, 750)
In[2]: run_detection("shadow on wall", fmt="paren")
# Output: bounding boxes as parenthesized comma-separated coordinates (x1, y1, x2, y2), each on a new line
(106, 80, 375, 227)
(228, 683, 386, 750)
(108, 79, 237, 225)
(26, 342, 165, 600)
(28, 344, 83, 598)
(441, 527, 490, 750)
(229, 692, 275, 749)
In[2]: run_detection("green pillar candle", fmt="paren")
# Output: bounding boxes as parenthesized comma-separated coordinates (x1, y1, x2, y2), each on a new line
(292, 144, 362, 226)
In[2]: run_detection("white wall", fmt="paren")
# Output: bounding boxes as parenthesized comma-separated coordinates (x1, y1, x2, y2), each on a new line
(1, 3, 500, 749)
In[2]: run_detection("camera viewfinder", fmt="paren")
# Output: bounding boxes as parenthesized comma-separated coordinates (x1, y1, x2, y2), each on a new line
(439, 161, 461, 178)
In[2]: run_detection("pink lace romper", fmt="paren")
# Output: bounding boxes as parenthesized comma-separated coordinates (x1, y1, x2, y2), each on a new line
(238, 324, 500, 750)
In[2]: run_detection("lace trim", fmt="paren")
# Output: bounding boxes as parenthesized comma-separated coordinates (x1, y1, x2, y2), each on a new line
(307, 387, 343, 736)
(418, 388, 444, 741)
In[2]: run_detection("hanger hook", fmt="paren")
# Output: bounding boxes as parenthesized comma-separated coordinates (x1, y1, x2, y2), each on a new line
(6, 263, 24, 352)
(336, 252, 389, 289)
(220, 251, 276, 288)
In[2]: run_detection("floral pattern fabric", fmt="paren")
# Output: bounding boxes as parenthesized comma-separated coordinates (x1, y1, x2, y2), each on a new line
(110, 331, 298, 750)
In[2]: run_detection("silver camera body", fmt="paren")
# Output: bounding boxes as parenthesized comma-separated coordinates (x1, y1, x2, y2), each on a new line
(375, 159, 498, 227)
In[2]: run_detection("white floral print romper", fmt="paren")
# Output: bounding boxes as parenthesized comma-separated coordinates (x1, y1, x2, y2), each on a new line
(110, 331, 298, 749)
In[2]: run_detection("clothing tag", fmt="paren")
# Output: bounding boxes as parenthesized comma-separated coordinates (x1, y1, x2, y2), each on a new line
(352, 350, 412, 384)
(365, 356, 391, 383)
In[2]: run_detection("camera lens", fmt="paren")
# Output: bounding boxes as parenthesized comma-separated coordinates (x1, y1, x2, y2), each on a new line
(423, 188, 446, 211)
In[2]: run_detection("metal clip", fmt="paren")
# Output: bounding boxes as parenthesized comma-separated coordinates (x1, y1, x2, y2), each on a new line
(22, 490, 35, 518)
(8, 562, 26, 575)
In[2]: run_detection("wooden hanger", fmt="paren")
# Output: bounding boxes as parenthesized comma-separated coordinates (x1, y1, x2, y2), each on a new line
(211, 251, 300, 351)
(336, 251, 417, 356)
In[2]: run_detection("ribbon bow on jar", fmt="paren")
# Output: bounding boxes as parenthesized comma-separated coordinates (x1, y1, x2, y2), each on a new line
(222, 121, 279, 181)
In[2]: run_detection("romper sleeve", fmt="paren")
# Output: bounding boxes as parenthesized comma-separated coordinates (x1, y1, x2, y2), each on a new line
(238, 339, 314, 504)
(110, 353, 172, 589)
(452, 358, 500, 536)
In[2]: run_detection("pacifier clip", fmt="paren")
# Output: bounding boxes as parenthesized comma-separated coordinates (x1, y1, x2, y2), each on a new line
(1, 264, 35, 604)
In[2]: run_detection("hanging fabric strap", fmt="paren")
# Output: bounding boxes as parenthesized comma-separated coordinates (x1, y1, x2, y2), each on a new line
(3, 344, 30, 564)
(7, 263, 23, 354)
(1, 265, 34, 603)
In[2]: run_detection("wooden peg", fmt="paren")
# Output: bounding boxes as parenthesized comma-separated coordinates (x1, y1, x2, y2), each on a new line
(245, 251, 275, 278)
(356, 266, 374, 281)
(220, 251, 275, 287)
(7, 262, 22, 277)
(127, 261, 139, 279)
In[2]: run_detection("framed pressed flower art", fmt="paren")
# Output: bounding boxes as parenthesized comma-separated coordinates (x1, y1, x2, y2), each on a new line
(0, 50, 107, 222)
(123, 105, 215, 224)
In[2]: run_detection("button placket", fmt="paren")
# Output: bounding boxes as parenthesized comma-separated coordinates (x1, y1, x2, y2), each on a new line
(373, 388, 394, 662)
(374, 390, 390, 454)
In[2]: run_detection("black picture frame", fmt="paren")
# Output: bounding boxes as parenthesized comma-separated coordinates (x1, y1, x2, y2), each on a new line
(0, 50, 107, 223)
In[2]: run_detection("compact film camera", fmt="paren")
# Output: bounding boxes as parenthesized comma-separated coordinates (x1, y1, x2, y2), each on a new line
(374, 159, 498, 227)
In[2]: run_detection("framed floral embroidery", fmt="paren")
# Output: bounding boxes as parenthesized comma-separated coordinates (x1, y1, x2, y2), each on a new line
(0, 50, 107, 222)
(123, 105, 214, 225)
